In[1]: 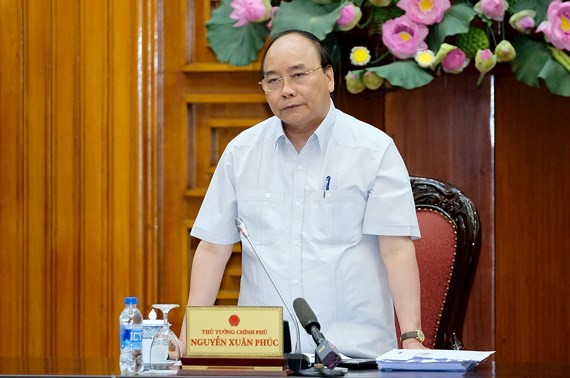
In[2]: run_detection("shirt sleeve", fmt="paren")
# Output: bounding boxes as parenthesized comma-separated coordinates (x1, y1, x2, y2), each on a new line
(362, 141, 421, 239)
(190, 147, 241, 245)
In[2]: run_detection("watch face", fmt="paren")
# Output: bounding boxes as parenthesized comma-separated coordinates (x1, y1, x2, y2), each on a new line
(417, 330, 425, 342)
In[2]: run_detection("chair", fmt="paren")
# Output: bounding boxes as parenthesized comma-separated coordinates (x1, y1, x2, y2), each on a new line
(397, 176, 482, 349)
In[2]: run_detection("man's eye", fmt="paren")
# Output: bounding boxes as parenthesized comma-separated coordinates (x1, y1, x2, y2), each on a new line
(266, 77, 280, 84)
(292, 72, 306, 79)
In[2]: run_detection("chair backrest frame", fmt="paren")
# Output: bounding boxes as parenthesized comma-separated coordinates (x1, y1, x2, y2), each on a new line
(411, 176, 482, 349)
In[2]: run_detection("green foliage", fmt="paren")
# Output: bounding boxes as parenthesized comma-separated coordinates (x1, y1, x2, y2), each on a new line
(540, 59, 570, 97)
(206, 1, 269, 66)
(270, 0, 343, 40)
(511, 35, 551, 88)
(511, 35, 570, 96)
(365, 61, 434, 89)
(427, 3, 477, 50)
(204, 0, 569, 96)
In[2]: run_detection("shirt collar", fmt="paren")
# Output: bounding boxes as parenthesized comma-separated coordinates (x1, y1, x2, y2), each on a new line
(272, 99, 337, 151)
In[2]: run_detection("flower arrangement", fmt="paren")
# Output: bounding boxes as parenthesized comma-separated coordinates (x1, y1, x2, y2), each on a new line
(205, 0, 570, 97)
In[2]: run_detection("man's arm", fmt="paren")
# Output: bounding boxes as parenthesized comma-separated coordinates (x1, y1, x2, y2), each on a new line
(179, 240, 234, 355)
(378, 235, 426, 349)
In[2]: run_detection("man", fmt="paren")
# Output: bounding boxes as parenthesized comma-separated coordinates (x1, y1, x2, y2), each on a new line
(180, 30, 424, 358)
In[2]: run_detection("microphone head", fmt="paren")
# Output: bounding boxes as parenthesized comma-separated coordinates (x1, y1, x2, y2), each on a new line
(235, 217, 249, 237)
(235, 217, 243, 230)
(293, 298, 320, 334)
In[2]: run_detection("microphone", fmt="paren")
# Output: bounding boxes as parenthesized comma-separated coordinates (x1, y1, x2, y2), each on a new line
(293, 298, 342, 370)
(235, 217, 309, 372)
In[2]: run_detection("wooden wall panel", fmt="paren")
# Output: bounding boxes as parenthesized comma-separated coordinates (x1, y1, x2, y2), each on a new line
(52, 0, 80, 358)
(0, 0, 159, 360)
(383, 74, 494, 352)
(0, 0, 25, 358)
(495, 76, 570, 363)
(24, 0, 51, 357)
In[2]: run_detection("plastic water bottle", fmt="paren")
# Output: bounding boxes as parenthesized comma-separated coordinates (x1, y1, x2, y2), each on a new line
(119, 296, 144, 375)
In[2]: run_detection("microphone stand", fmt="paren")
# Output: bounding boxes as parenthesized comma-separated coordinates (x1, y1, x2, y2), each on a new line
(235, 217, 310, 372)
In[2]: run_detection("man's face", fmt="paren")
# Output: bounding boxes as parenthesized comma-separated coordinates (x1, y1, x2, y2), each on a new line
(261, 34, 335, 132)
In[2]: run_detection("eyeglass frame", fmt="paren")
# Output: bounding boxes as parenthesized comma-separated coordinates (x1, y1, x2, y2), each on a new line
(258, 66, 326, 92)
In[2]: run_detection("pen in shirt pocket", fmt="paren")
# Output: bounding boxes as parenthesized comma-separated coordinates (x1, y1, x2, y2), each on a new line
(323, 175, 331, 198)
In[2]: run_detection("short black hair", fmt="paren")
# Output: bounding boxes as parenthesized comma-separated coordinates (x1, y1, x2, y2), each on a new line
(260, 29, 333, 74)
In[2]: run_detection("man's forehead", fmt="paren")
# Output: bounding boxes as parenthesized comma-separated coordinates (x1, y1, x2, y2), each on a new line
(264, 38, 320, 73)
(263, 63, 308, 75)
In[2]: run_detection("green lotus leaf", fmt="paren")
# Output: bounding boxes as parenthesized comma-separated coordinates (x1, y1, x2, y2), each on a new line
(538, 59, 570, 97)
(206, 0, 269, 66)
(366, 61, 434, 90)
(427, 3, 477, 51)
(511, 35, 551, 88)
(270, 0, 343, 41)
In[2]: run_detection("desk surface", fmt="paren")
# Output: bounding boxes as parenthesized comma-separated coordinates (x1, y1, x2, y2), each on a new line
(0, 358, 568, 377)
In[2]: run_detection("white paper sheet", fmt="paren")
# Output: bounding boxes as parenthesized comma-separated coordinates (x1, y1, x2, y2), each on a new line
(376, 349, 495, 372)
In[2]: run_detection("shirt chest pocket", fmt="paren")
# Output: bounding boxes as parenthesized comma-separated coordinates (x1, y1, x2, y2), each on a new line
(237, 190, 285, 246)
(312, 189, 366, 244)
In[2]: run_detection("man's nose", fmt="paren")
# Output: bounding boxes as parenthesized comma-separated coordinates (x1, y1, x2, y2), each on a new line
(280, 77, 296, 96)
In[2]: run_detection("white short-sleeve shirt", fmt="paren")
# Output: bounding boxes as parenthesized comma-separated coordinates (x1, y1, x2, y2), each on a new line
(190, 101, 420, 358)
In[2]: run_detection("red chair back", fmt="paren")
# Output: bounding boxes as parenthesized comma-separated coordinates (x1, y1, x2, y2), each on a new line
(396, 177, 481, 349)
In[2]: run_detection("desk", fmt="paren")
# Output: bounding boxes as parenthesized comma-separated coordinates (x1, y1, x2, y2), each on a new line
(0, 359, 568, 377)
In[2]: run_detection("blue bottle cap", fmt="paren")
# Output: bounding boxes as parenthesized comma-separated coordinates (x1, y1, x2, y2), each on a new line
(124, 296, 138, 305)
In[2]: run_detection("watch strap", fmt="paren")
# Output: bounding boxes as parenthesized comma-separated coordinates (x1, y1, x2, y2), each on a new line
(400, 330, 425, 343)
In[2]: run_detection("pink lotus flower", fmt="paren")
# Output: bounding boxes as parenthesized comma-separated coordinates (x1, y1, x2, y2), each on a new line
(441, 48, 470, 74)
(397, 0, 451, 26)
(229, 0, 271, 28)
(537, 0, 570, 51)
(336, 3, 362, 31)
(382, 15, 429, 59)
(474, 0, 509, 22)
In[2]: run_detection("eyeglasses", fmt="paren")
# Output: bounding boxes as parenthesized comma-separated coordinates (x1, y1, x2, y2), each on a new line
(258, 66, 324, 92)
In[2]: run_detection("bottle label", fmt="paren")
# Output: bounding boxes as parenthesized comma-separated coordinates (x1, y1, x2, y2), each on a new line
(120, 324, 143, 350)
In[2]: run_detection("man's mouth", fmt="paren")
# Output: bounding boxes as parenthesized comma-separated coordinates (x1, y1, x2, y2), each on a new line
(282, 103, 301, 111)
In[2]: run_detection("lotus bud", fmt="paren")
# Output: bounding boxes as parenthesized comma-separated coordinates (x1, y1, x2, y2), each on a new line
(442, 49, 470, 74)
(475, 49, 497, 74)
(362, 71, 384, 90)
(509, 10, 536, 34)
(495, 40, 516, 62)
(345, 71, 366, 94)
(474, 0, 508, 22)
(337, 3, 362, 31)
(549, 47, 570, 73)
(433, 43, 458, 67)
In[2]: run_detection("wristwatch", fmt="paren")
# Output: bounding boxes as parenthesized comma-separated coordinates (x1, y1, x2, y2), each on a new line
(400, 329, 425, 343)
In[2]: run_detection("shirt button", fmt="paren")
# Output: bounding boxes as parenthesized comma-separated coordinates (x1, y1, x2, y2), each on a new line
(292, 279, 299, 285)
(265, 193, 271, 199)
(293, 240, 299, 246)
(295, 201, 301, 207)
(297, 165, 303, 171)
